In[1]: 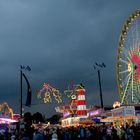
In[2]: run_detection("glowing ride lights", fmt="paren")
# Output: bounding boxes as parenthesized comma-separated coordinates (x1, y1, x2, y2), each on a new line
(131, 55, 140, 82)
(37, 83, 62, 103)
(0, 118, 17, 124)
(0, 103, 18, 124)
(64, 83, 89, 116)
(116, 11, 140, 104)
(113, 101, 121, 109)
(55, 94, 78, 117)
(56, 84, 94, 127)
(128, 63, 132, 72)
(64, 82, 77, 99)
(121, 48, 140, 104)
(61, 117, 80, 127)
(89, 109, 104, 116)
(55, 83, 79, 117)
(0, 102, 14, 119)
(76, 86, 87, 117)
(63, 112, 70, 118)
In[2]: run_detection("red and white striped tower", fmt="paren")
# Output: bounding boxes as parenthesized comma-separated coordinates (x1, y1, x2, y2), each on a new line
(76, 85, 87, 118)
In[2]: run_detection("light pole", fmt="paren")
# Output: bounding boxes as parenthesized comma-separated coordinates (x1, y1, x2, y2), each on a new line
(93, 62, 106, 108)
(20, 65, 23, 118)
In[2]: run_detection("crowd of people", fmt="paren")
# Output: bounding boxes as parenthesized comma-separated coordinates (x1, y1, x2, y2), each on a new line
(0, 122, 140, 140)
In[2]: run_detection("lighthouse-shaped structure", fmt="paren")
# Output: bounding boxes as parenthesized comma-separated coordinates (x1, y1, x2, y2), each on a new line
(76, 85, 87, 118)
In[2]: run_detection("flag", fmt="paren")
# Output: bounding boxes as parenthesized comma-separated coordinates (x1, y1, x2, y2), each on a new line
(22, 73, 32, 107)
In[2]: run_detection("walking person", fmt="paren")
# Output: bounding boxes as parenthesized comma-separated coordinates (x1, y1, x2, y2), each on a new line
(51, 130, 58, 140)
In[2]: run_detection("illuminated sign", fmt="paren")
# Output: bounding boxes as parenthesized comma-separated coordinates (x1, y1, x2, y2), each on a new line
(112, 106, 135, 117)
(89, 109, 104, 116)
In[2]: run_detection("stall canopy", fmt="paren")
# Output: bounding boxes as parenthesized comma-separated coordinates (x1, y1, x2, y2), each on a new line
(79, 119, 95, 125)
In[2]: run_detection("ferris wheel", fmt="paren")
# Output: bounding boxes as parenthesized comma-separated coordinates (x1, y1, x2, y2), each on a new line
(116, 11, 140, 105)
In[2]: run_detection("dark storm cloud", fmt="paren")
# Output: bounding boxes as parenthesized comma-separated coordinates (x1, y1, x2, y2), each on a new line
(0, 0, 140, 116)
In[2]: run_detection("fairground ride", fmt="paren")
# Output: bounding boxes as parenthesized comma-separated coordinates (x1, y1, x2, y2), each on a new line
(116, 11, 140, 105)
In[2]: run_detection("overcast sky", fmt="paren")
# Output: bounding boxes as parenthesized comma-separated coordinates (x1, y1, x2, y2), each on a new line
(0, 0, 140, 117)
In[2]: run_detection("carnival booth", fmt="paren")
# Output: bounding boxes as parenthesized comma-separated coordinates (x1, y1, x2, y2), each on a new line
(89, 108, 104, 123)
(101, 106, 137, 126)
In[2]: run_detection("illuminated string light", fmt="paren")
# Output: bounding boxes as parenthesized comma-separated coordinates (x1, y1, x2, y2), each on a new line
(37, 83, 62, 103)
(64, 83, 83, 99)
(0, 102, 14, 119)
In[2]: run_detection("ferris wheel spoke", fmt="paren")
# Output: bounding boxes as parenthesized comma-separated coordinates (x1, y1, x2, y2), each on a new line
(136, 21, 139, 44)
(126, 57, 132, 63)
(123, 47, 131, 58)
(131, 73, 134, 102)
(122, 46, 132, 62)
(121, 73, 132, 104)
(119, 69, 129, 74)
(122, 72, 131, 86)
(126, 39, 131, 57)
(138, 84, 140, 92)
(119, 59, 129, 65)
(131, 24, 136, 49)
(128, 49, 132, 58)
(138, 86, 140, 101)
(137, 44, 140, 52)
(135, 21, 139, 43)
(129, 49, 133, 57)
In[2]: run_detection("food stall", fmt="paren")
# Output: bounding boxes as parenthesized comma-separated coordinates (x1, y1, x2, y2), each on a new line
(101, 106, 137, 126)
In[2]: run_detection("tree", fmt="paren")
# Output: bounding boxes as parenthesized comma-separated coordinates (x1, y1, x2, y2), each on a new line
(32, 112, 44, 123)
(47, 114, 61, 124)
(24, 112, 32, 124)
